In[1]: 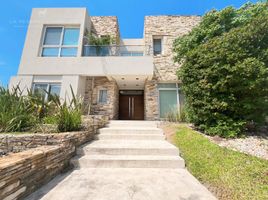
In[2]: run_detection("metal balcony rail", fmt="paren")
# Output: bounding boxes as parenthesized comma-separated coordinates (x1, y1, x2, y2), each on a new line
(83, 45, 152, 56)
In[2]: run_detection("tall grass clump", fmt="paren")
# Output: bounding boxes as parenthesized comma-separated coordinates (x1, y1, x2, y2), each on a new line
(0, 86, 36, 132)
(165, 106, 187, 122)
(50, 87, 82, 132)
(0, 85, 82, 133)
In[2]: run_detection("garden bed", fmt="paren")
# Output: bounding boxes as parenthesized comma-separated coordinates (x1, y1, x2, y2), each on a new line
(0, 115, 108, 156)
(161, 123, 268, 200)
(0, 115, 108, 200)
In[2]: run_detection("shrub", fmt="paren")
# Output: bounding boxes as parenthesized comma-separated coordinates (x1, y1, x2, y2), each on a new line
(0, 86, 36, 132)
(173, 2, 268, 137)
(0, 85, 82, 133)
(50, 87, 82, 132)
(57, 103, 82, 132)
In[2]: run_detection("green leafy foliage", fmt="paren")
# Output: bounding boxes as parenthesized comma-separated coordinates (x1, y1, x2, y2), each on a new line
(0, 86, 36, 132)
(86, 33, 114, 46)
(165, 107, 187, 122)
(50, 86, 82, 132)
(173, 2, 268, 137)
(0, 85, 82, 133)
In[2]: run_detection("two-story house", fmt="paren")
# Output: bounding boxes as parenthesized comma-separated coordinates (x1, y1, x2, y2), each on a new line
(9, 8, 201, 120)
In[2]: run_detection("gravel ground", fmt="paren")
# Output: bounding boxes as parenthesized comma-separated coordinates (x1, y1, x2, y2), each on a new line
(161, 122, 268, 160)
(207, 135, 268, 160)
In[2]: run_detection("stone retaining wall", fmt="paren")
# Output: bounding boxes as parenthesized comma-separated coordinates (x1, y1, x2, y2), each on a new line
(0, 146, 73, 200)
(0, 115, 108, 155)
(0, 115, 108, 200)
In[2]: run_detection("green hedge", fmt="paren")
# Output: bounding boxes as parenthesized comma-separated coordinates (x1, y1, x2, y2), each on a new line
(173, 2, 268, 137)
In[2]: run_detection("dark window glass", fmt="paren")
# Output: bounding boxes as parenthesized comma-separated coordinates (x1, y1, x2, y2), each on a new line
(153, 38, 162, 55)
(98, 90, 107, 103)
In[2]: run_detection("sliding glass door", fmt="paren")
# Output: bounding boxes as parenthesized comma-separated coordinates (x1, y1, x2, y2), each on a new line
(158, 83, 183, 118)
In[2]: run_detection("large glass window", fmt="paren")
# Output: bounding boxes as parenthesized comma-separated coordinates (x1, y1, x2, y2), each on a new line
(158, 83, 183, 118)
(159, 90, 178, 118)
(43, 27, 62, 45)
(63, 28, 80, 45)
(41, 26, 80, 57)
(33, 83, 61, 100)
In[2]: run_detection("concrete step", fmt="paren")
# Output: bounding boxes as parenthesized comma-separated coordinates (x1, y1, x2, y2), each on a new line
(107, 120, 159, 128)
(77, 140, 179, 156)
(99, 127, 163, 135)
(71, 155, 185, 169)
(95, 133, 165, 140)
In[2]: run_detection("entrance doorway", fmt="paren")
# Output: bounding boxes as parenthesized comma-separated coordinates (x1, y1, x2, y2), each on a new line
(119, 90, 144, 120)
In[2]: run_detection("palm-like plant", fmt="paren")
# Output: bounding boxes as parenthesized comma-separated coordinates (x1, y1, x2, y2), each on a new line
(0, 86, 36, 132)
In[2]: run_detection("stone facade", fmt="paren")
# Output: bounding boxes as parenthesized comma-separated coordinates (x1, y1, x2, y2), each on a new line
(144, 79, 159, 120)
(144, 16, 201, 119)
(90, 16, 120, 44)
(84, 77, 119, 119)
(144, 15, 201, 81)
(83, 15, 201, 120)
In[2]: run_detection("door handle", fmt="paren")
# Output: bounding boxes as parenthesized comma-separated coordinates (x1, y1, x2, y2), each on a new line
(132, 97, 135, 118)
(128, 97, 131, 118)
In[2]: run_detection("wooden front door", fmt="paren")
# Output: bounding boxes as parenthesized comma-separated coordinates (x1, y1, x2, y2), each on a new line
(119, 92, 144, 120)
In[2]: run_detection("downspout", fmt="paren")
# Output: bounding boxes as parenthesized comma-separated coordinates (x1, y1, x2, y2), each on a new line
(87, 77, 95, 115)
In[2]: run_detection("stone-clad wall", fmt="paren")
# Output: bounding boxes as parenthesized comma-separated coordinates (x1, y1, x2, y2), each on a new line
(144, 15, 201, 81)
(144, 16, 201, 119)
(144, 79, 159, 120)
(83, 16, 201, 120)
(90, 16, 120, 44)
(84, 77, 119, 119)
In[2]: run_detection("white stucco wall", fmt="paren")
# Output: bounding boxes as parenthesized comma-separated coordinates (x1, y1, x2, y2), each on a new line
(18, 8, 87, 69)
(10, 8, 153, 101)
(120, 39, 144, 45)
(60, 75, 86, 102)
(18, 56, 153, 76)
(16, 8, 153, 77)
(9, 75, 33, 95)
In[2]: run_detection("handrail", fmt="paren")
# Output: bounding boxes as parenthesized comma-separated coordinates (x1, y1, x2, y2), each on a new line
(82, 45, 152, 56)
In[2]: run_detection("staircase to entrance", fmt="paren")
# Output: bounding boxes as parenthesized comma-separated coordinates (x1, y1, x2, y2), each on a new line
(71, 120, 185, 168)
(26, 120, 216, 200)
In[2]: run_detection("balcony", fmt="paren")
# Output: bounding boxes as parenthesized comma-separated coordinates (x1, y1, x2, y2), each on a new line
(83, 45, 152, 56)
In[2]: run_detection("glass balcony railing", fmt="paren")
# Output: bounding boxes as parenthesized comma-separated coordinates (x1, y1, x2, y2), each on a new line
(83, 45, 152, 56)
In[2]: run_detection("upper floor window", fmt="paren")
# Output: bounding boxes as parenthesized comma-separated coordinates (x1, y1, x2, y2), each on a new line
(153, 38, 162, 55)
(41, 26, 80, 57)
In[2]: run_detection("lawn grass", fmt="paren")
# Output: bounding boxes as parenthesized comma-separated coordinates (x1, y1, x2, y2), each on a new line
(173, 124, 268, 200)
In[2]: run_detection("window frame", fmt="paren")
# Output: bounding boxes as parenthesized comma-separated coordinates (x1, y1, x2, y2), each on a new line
(153, 37, 163, 56)
(157, 83, 181, 119)
(40, 26, 80, 57)
(98, 89, 108, 104)
(32, 82, 61, 101)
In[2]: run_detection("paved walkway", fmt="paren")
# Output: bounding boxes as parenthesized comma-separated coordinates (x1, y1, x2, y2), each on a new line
(26, 121, 216, 200)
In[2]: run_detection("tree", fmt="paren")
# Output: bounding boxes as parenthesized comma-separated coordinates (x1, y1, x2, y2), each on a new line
(173, 2, 268, 137)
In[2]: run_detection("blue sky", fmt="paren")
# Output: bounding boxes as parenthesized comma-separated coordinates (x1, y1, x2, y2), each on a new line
(0, 0, 258, 86)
